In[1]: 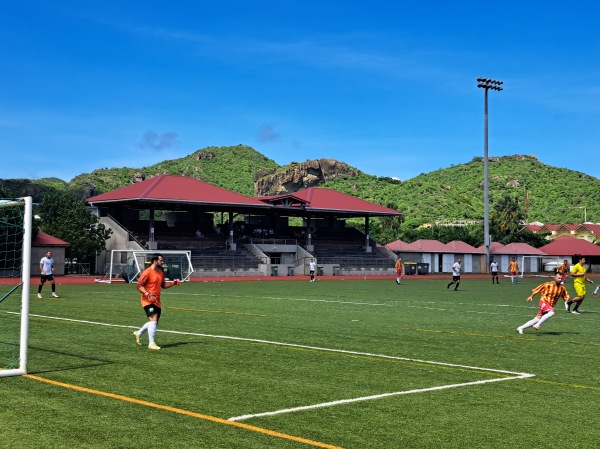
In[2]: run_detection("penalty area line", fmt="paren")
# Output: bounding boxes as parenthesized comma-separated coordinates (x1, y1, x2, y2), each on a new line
(228, 373, 533, 421)
(22, 313, 535, 425)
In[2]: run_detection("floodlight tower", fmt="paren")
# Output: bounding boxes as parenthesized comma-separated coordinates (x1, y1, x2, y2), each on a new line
(477, 77, 503, 269)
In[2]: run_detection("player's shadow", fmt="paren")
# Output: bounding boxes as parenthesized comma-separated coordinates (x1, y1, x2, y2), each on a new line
(158, 341, 203, 349)
(536, 331, 579, 336)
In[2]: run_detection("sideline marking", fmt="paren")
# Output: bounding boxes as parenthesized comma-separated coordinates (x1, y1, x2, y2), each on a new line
(24, 374, 345, 449)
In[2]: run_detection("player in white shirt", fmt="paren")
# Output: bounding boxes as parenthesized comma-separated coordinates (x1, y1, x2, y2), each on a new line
(38, 251, 59, 298)
(447, 258, 462, 291)
(490, 259, 500, 284)
(309, 259, 316, 282)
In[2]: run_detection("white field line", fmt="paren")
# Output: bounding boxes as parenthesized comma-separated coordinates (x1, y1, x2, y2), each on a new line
(20, 313, 535, 422)
(228, 375, 532, 421)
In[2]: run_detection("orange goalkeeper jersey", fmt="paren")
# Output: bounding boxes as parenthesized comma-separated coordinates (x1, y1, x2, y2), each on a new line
(531, 281, 569, 306)
(137, 267, 166, 308)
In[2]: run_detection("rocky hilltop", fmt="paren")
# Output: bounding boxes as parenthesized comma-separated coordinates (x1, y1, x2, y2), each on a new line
(254, 158, 360, 196)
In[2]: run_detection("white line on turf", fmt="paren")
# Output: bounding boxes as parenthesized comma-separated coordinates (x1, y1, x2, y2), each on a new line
(228, 374, 533, 421)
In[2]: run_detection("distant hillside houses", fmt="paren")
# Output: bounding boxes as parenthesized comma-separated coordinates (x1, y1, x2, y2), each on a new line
(523, 222, 600, 244)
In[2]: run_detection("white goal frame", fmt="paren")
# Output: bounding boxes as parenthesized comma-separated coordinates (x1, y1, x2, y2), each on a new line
(95, 250, 194, 284)
(0, 197, 32, 378)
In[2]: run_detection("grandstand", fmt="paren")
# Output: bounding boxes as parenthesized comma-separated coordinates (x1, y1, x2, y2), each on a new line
(87, 175, 402, 278)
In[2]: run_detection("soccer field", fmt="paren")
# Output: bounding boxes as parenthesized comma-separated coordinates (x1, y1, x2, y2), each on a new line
(1, 277, 600, 448)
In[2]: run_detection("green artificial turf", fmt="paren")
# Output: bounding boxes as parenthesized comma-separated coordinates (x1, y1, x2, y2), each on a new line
(1, 277, 599, 448)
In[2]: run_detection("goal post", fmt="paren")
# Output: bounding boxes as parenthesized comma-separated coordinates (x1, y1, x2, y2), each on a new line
(96, 250, 194, 284)
(0, 197, 32, 378)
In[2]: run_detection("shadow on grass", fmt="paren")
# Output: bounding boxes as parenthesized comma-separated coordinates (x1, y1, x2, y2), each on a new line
(535, 331, 580, 336)
(27, 345, 114, 375)
(158, 340, 204, 349)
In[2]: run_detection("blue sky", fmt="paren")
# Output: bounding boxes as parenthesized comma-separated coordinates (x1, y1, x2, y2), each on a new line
(1, 1, 599, 182)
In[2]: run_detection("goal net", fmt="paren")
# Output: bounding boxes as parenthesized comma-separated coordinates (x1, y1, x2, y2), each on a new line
(519, 255, 561, 278)
(0, 197, 32, 378)
(96, 250, 194, 284)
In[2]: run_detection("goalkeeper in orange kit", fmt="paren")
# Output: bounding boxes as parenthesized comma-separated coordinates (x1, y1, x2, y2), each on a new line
(133, 253, 180, 350)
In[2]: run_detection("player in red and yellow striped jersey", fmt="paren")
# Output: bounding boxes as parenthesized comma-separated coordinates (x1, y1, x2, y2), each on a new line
(517, 273, 570, 334)
(133, 253, 180, 350)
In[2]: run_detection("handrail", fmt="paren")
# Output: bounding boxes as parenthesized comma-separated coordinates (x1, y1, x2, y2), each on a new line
(106, 214, 146, 248)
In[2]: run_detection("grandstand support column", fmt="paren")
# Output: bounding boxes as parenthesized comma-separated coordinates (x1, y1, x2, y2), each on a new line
(148, 207, 157, 250)
(365, 217, 371, 253)
(306, 216, 313, 251)
(228, 211, 236, 250)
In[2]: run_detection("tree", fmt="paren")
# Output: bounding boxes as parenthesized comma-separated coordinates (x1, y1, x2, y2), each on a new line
(378, 202, 404, 242)
(490, 195, 523, 237)
(38, 190, 112, 259)
(490, 194, 546, 247)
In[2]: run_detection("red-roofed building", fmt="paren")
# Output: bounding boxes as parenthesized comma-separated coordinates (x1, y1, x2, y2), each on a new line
(539, 235, 600, 272)
(575, 223, 600, 244)
(384, 239, 412, 253)
(539, 235, 600, 256)
(522, 222, 600, 243)
(486, 242, 546, 273)
(386, 239, 485, 273)
(32, 231, 70, 275)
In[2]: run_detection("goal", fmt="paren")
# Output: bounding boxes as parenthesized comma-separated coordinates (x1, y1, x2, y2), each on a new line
(96, 250, 194, 284)
(0, 197, 32, 378)
(519, 255, 561, 278)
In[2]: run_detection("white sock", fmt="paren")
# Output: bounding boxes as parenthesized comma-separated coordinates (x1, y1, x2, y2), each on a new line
(594, 286, 599, 295)
(536, 311, 554, 327)
(520, 318, 539, 330)
(137, 322, 150, 336)
(148, 321, 158, 345)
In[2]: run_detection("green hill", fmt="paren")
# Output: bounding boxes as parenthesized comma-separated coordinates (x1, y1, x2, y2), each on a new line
(1, 147, 598, 230)
(322, 154, 600, 226)
(69, 144, 279, 197)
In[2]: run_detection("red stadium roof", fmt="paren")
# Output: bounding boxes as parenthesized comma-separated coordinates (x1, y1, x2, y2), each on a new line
(258, 187, 402, 217)
(87, 174, 268, 210)
(87, 176, 403, 219)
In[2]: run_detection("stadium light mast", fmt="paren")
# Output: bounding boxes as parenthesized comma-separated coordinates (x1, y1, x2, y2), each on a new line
(477, 77, 503, 269)
(574, 206, 587, 223)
